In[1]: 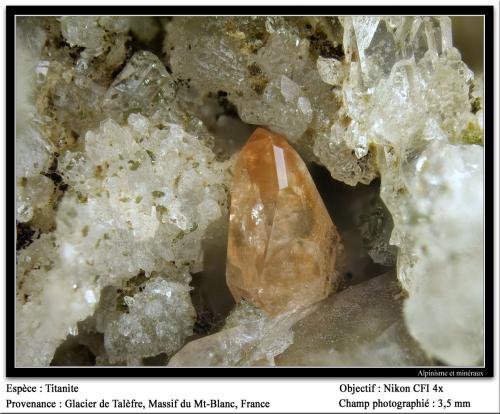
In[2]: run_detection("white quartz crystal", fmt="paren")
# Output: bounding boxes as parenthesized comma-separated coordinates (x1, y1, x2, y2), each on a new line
(61, 16, 107, 50)
(16, 234, 101, 367)
(316, 56, 345, 86)
(60, 16, 130, 60)
(168, 302, 310, 366)
(281, 321, 428, 366)
(103, 51, 177, 122)
(402, 143, 483, 365)
(15, 19, 53, 223)
(276, 272, 431, 366)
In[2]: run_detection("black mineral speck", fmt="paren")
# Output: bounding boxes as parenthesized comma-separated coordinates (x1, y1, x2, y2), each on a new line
(16, 221, 36, 251)
(309, 29, 344, 59)
(216, 90, 239, 118)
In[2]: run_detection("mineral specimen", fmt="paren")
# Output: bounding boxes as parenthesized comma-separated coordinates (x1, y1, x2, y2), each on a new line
(226, 128, 345, 315)
(170, 272, 431, 367)
(337, 16, 484, 364)
(15, 15, 484, 367)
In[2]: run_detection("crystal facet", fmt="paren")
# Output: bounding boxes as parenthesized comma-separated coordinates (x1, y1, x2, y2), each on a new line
(226, 128, 345, 316)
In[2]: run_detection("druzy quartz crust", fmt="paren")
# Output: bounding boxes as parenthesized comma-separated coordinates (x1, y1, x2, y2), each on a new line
(15, 16, 484, 367)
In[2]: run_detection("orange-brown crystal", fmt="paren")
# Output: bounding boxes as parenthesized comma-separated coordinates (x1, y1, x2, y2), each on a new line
(226, 128, 345, 316)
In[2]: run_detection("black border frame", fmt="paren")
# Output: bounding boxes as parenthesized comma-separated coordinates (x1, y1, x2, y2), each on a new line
(6, 5, 494, 378)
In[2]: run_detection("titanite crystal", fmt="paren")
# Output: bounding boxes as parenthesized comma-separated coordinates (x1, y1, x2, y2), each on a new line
(226, 128, 345, 315)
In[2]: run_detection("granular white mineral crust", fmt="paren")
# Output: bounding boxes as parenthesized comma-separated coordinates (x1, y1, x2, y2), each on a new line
(15, 16, 483, 367)
(16, 113, 230, 366)
(103, 277, 196, 365)
(16, 18, 231, 366)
